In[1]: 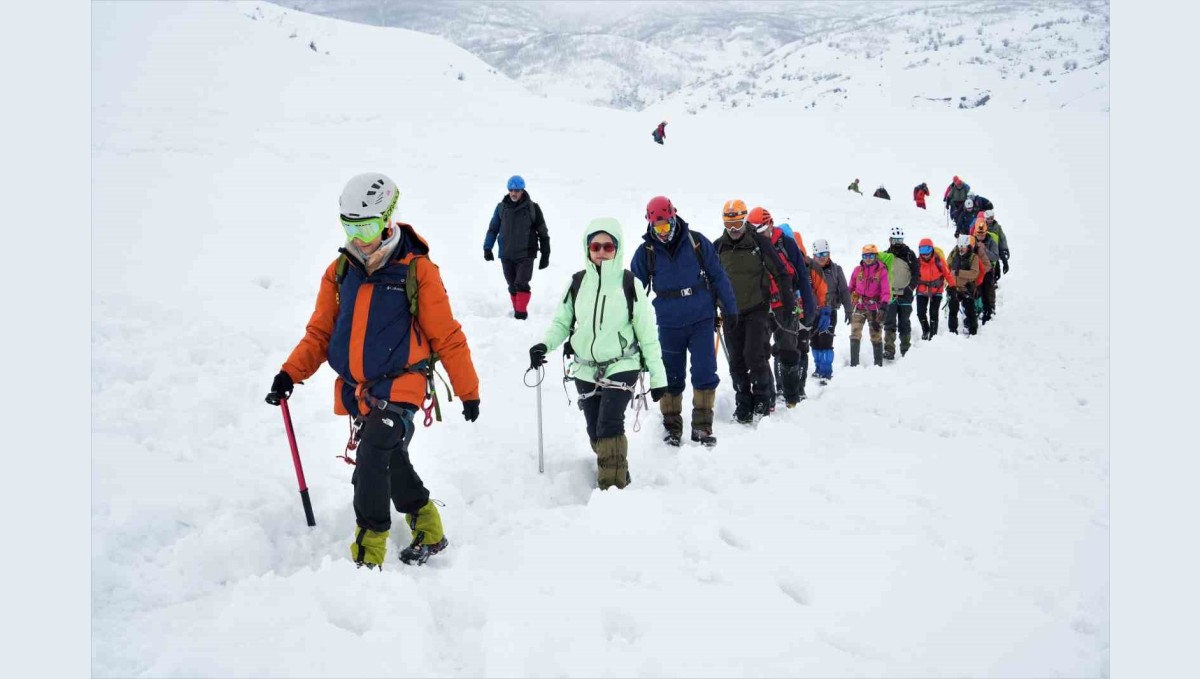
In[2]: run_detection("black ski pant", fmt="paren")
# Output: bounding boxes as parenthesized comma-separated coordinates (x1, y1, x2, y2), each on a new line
(946, 289, 978, 335)
(576, 370, 638, 442)
(501, 257, 535, 295)
(980, 270, 997, 321)
(352, 404, 428, 533)
(916, 294, 942, 335)
(724, 305, 773, 400)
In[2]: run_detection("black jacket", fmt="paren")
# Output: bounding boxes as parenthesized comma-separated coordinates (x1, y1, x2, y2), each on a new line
(485, 192, 550, 261)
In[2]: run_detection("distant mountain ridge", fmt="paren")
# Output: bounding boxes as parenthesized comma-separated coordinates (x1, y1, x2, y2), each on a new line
(277, 0, 1109, 113)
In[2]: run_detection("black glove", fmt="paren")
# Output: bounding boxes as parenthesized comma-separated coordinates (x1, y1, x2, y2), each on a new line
(538, 254, 549, 270)
(265, 370, 293, 406)
(844, 312, 852, 325)
(650, 387, 667, 402)
(484, 250, 495, 262)
(714, 315, 722, 330)
(462, 399, 480, 422)
(529, 343, 548, 370)
(1002, 256, 1010, 274)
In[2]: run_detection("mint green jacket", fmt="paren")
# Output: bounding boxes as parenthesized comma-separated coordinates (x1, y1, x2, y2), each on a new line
(541, 218, 667, 387)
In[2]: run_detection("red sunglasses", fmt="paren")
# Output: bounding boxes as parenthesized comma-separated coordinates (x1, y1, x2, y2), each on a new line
(589, 242, 616, 253)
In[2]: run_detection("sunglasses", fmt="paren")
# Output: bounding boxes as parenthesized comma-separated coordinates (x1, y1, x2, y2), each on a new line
(862, 253, 877, 260)
(341, 214, 388, 244)
(589, 242, 616, 253)
(508, 189, 523, 194)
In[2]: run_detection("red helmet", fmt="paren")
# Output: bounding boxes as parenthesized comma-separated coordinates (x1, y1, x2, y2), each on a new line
(746, 206, 774, 232)
(953, 175, 962, 186)
(645, 195, 676, 224)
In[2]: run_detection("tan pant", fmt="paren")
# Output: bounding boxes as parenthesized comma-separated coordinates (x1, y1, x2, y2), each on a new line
(850, 308, 884, 343)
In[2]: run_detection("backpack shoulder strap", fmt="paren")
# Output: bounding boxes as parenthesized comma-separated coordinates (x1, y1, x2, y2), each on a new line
(644, 242, 657, 291)
(623, 270, 637, 322)
(405, 256, 423, 317)
(335, 254, 349, 285)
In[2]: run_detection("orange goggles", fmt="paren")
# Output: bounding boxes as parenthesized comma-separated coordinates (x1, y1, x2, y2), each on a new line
(652, 218, 674, 236)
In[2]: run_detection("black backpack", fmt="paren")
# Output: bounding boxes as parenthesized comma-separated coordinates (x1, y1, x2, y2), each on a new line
(566, 269, 638, 326)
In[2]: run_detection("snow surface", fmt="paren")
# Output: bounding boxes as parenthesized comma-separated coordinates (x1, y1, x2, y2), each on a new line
(92, 2, 1109, 676)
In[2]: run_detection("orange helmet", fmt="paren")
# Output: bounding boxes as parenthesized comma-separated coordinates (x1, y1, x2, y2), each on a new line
(722, 199, 748, 227)
(973, 212, 988, 237)
(746, 206, 774, 233)
(861, 244, 879, 255)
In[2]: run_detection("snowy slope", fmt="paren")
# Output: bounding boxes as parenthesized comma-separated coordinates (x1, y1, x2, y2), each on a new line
(92, 2, 1109, 677)
(280, 0, 1109, 113)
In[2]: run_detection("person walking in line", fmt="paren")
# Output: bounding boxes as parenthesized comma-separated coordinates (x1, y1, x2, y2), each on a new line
(266, 173, 481, 570)
(529, 219, 668, 489)
(809, 238, 853, 382)
(847, 244, 890, 367)
(483, 175, 550, 320)
(714, 199, 797, 423)
(631, 196, 737, 447)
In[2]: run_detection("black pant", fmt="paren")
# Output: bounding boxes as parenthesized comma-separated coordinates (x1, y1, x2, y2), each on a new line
(501, 257, 535, 294)
(725, 305, 772, 397)
(576, 370, 638, 441)
(916, 295, 942, 334)
(946, 290, 977, 335)
(884, 297, 913, 337)
(980, 270, 996, 320)
(811, 309, 838, 350)
(351, 405, 427, 533)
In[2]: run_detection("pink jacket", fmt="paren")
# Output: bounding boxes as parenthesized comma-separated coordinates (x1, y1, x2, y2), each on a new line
(849, 261, 891, 310)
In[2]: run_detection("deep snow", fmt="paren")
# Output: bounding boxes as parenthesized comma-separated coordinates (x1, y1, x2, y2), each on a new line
(90, 2, 1109, 677)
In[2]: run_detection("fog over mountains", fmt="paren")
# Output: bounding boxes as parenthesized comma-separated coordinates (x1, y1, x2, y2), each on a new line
(278, 0, 1109, 113)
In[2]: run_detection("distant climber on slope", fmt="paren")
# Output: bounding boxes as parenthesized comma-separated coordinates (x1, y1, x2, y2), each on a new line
(652, 121, 667, 145)
(873, 185, 891, 200)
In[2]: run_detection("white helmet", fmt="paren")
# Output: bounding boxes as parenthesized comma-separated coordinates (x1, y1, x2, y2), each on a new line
(957, 234, 972, 248)
(889, 226, 905, 240)
(812, 238, 830, 254)
(339, 173, 400, 219)
(985, 209, 995, 220)
(963, 197, 974, 210)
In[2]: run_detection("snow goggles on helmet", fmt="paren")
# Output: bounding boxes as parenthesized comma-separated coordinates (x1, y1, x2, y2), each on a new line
(589, 241, 616, 253)
(341, 214, 388, 244)
(919, 245, 933, 255)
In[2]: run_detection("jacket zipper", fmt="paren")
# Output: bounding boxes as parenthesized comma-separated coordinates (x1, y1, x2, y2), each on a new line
(589, 264, 603, 362)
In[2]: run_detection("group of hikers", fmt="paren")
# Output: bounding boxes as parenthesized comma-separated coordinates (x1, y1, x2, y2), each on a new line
(262, 171, 1014, 570)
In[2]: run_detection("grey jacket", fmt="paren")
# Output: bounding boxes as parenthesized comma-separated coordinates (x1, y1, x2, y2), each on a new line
(818, 259, 853, 318)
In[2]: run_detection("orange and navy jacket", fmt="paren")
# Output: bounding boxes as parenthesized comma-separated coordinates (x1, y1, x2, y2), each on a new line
(281, 223, 479, 416)
(916, 252, 954, 295)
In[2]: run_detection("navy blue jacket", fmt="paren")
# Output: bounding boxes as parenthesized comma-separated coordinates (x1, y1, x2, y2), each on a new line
(630, 217, 738, 328)
(769, 229, 817, 325)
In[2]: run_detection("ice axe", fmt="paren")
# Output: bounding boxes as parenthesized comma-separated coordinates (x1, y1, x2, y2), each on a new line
(276, 397, 317, 527)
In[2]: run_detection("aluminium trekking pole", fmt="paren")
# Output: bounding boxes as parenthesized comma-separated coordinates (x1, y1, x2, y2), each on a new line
(278, 398, 316, 527)
(524, 366, 546, 473)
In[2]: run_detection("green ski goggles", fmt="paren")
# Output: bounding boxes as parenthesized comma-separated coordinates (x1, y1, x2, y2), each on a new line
(341, 214, 388, 244)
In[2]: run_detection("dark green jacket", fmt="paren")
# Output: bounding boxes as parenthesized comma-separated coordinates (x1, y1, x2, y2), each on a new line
(714, 229, 796, 315)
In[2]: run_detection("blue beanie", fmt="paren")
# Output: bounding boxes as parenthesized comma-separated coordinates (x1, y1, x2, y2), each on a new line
(507, 175, 526, 191)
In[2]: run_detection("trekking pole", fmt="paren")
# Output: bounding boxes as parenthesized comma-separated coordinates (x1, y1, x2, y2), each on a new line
(524, 367, 546, 473)
(278, 398, 316, 527)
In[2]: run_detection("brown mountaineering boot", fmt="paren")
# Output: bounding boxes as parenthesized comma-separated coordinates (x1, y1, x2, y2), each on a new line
(660, 392, 684, 446)
(690, 388, 717, 447)
(595, 436, 627, 490)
